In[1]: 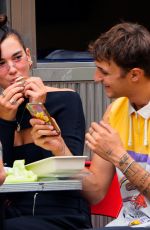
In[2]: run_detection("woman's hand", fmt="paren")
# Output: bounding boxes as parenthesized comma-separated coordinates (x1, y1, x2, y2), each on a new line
(30, 118, 66, 156)
(0, 159, 6, 185)
(24, 77, 47, 103)
(85, 120, 125, 166)
(0, 82, 24, 120)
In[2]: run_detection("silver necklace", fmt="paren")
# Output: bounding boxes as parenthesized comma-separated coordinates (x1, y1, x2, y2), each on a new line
(16, 106, 26, 132)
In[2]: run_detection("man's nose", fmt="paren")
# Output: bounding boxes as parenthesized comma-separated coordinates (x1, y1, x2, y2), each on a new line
(94, 72, 103, 82)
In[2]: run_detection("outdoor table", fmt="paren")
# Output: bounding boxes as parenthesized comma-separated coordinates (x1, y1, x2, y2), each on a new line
(0, 179, 82, 193)
(0, 179, 82, 229)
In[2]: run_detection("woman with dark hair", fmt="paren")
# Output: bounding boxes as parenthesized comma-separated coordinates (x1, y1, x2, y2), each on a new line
(0, 14, 92, 230)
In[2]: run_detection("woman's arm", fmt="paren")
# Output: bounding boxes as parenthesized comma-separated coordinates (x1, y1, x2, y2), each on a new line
(30, 91, 85, 157)
(0, 118, 16, 167)
(53, 91, 85, 156)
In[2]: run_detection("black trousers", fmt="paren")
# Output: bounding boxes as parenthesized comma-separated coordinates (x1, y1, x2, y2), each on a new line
(0, 195, 5, 230)
(3, 191, 92, 230)
(4, 215, 91, 230)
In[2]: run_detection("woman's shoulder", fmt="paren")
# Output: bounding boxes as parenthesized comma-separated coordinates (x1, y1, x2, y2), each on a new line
(46, 86, 75, 93)
(46, 86, 80, 98)
(46, 86, 81, 103)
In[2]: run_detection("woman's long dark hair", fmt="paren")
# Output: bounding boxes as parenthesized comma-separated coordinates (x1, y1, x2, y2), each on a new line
(0, 14, 26, 59)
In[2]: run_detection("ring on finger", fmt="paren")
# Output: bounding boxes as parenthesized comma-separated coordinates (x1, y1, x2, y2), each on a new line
(9, 98, 17, 105)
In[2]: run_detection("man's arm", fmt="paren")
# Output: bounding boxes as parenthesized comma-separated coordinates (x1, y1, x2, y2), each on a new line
(82, 103, 116, 204)
(116, 151, 150, 199)
(86, 119, 150, 200)
(82, 154, 115, 204)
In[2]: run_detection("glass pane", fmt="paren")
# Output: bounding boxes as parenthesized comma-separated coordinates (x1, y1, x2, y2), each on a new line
(35, 0, 150, 62)
(0, 0, 6, 14)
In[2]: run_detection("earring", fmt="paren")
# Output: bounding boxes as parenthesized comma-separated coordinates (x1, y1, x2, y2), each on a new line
(28, 60, 33, 68)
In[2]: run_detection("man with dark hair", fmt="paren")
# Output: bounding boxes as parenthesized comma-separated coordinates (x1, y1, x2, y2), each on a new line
(84, 22, 150, 229)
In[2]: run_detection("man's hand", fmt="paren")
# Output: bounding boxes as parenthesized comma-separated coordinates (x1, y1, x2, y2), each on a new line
(85, 120, 125, 165)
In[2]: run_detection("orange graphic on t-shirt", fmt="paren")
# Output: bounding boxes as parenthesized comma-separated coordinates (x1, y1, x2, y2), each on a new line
(131, 194, 147, 209)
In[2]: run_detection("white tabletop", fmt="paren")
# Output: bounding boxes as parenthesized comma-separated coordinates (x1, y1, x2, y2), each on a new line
(0, 179, 82, 193)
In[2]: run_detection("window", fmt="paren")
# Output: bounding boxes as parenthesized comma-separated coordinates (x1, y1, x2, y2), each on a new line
(35, 0, 150, 62)
(0, 0, 6, 15)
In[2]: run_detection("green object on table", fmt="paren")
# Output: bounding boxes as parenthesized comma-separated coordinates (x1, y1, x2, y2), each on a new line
(4, 160, 37, 183)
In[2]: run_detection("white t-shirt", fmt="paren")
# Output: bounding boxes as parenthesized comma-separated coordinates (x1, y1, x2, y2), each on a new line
(107, 99, 150, 228)
(107, 165, 150, 227)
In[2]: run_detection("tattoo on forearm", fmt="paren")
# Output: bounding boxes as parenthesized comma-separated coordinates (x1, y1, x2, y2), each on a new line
(143, 182, 150, 196)
(118, 153, 150, 197)
(124, 161, 140, 177)
(105, 149, 112, 155)
(125, 165, 150, 196)
(137, 172, 150, 192)
(139, 172, 150, 185)
(119, 153, 129, 167)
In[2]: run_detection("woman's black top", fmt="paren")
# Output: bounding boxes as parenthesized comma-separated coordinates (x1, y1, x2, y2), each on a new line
(0, 91, 92, 230)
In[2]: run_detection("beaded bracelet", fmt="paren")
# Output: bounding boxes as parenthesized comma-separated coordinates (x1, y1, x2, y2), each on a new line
(122, 160, 135, 174)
